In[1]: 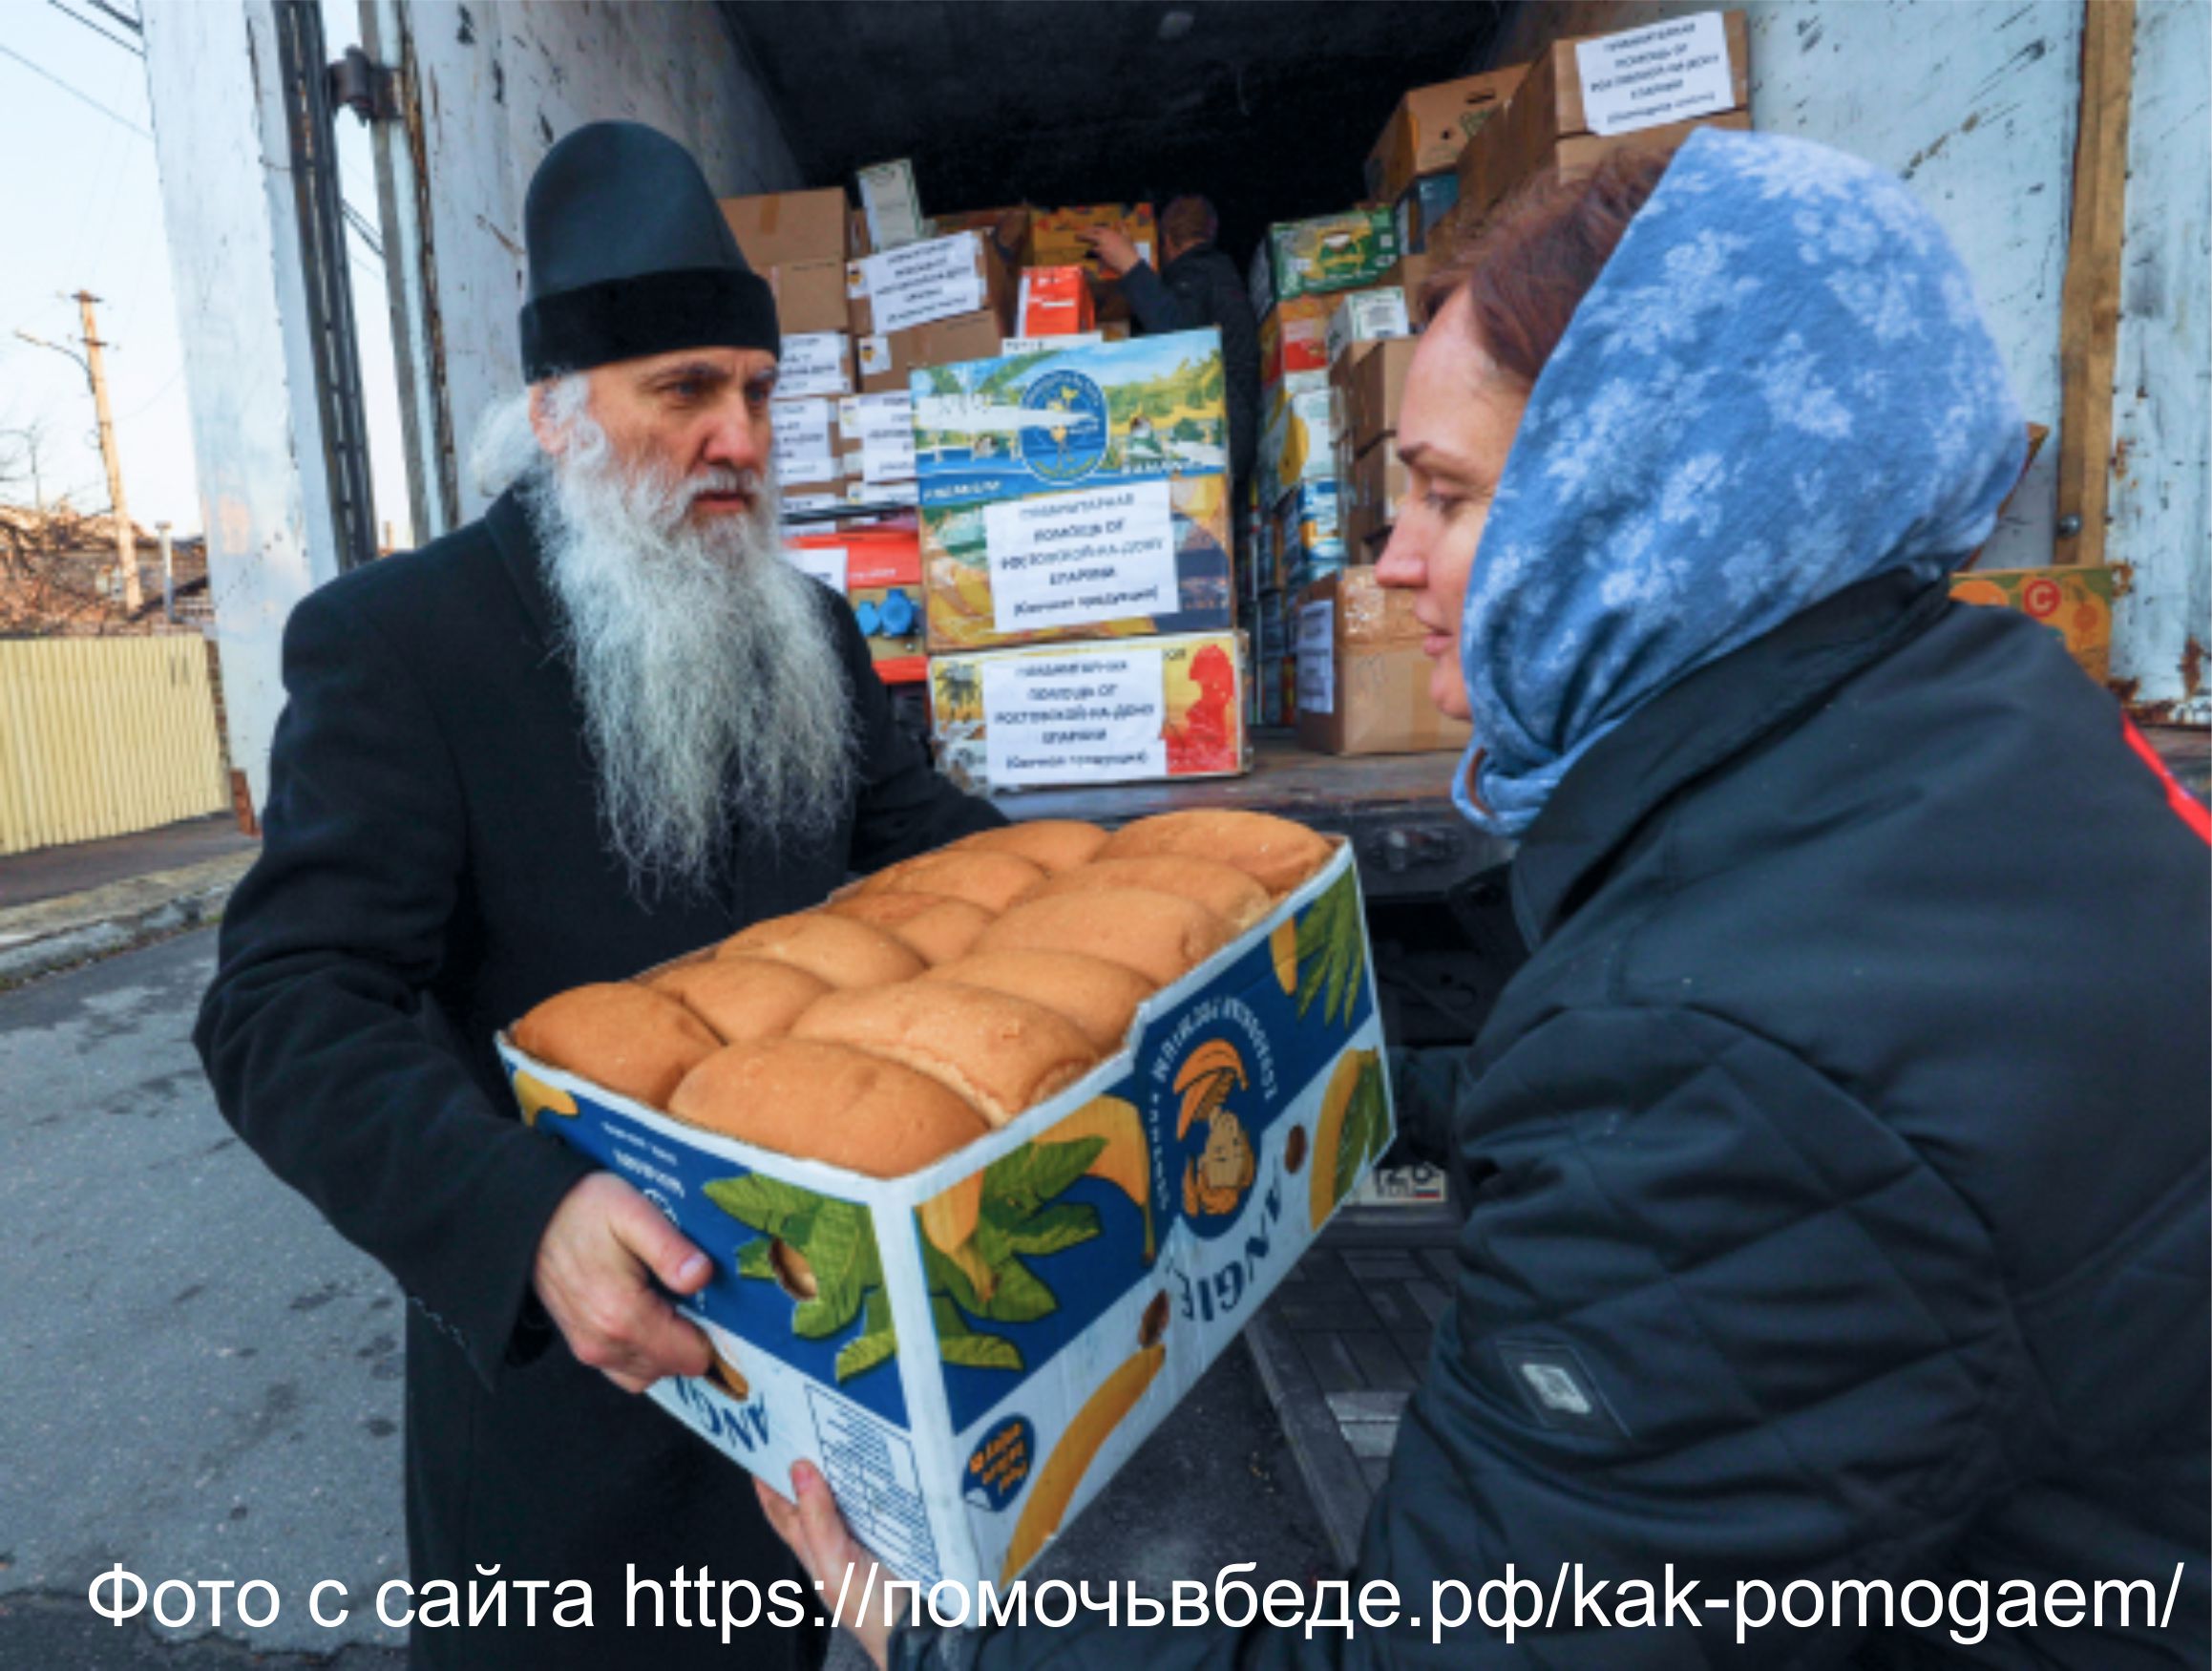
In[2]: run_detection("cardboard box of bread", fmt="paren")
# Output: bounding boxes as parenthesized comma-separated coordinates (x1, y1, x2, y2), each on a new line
(911, 330, 1234, 653)
(928, 630, 1247, 793)
(1296, 568, 1473, 755)
(499, 811, 1392, 1587)
(1459, 10, 1751, 223)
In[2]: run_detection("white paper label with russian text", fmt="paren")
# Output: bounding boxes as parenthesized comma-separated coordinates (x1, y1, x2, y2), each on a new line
(785, 545, 847, 594)
(981, 648, 1167, 787)
(777, 332, 852, 399)
(982, 480, 1177, 635)
(771, 398, 838, 485)
(841, 392, 916, 483)
(1575, 11, 1734, 137)
(860, 236, 986, 334)
(1296, 601, 1336, 713)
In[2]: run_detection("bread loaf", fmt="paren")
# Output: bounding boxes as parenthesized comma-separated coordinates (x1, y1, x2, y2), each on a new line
(858, 849, 1046, 913)
(823, 890, 976, 929)
(977, 888, 1233, 986)
(669, 1040, 990, 1175)
(1097, 810, 1332, 897)
(716, 911, 924, 988)
(881, 898, 994, 965)
(951, 819, 1110, 874)
(646, 956, 831, 1043)
(1030, 855, 1270, 931)
(793, 981, 1099, 1126)
(921, 950, 1154, 1054)
(511, 983, 720, 1109)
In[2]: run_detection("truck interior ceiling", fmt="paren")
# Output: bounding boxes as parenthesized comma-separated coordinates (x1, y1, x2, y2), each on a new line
(721, 0, 1513, 259)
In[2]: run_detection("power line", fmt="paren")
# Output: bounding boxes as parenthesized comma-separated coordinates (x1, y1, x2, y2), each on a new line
(44, 0, 144, 58)
(343, 201, 385, 261)
(0, 42, 152, 139)
(81, 0, 143, 33)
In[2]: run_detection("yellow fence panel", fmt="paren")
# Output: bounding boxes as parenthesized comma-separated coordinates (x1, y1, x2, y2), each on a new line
(0, 636, 229, 857)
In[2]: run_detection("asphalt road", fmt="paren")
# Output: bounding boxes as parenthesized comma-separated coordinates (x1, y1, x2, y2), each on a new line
(0, 930, 1334, 1668)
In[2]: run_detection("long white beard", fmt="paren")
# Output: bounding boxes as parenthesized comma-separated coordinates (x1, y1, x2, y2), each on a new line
(514, 394, 855, 897)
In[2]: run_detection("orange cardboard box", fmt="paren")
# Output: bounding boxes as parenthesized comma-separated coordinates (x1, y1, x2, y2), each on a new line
(1017, 267, 1097, 337)
(786, 526, 926, 684)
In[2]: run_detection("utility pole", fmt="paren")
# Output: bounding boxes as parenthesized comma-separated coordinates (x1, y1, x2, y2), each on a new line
(75, 291, 141, 614)
(15, 295, 143, 613)
(157, 520, 175, 623)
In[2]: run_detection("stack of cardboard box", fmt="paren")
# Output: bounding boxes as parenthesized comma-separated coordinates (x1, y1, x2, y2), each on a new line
(1365, 68, 1525, 259)
(722, 189, 862, 516)
(1458, 11, 1752, 229)
(911, 330, 1246, 793)
(1244, 206, 1420, 732)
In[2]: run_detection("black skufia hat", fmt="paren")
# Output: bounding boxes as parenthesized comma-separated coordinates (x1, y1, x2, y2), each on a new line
(518, 120, 779, 380)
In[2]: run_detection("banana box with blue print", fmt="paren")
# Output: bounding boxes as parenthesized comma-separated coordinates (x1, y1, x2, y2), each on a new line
(497, 839, 1391, 1587)
(911, 330, 1234, 653)
(1258, 385, 1337, 516)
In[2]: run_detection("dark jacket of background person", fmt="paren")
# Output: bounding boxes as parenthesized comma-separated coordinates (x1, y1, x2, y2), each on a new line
(895, 572, 2211, 1669)
(196, 490, 1002, 1671)
(1117, 243, 1261, 491)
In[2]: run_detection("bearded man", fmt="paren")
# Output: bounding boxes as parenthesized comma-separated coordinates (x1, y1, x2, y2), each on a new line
(195, 122, 1001, 1671)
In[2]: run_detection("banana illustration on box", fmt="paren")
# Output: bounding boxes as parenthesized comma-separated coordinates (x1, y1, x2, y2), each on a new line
(511, 1069, 577, 1128)
(1042, 1096, 1154, 1261)
(1001, 1340, 1169, 1581)
(915, 1103, 1154, 1378)
(1174, 1041, 1256, 1219)
(1308, 1048, 1389, 1229)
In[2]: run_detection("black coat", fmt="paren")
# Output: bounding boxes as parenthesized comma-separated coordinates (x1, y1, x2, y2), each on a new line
(895, 573, 2210, 1669)
(195, 490, 1002, 1669)
(1120, 243, 1261, 491)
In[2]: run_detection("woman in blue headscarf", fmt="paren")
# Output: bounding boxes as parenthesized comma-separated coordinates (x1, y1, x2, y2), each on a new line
(766, 130, 2210, 1668)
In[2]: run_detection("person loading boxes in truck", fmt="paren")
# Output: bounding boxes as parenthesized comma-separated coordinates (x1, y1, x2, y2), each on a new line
(1080, 196, 1260, 496)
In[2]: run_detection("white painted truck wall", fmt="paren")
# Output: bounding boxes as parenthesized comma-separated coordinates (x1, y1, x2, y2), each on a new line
(2108, 0, 2208, 721)
(142, 0, 349, 812)
(381, 0, 802, 528)
(1486, 0, 2207, 714)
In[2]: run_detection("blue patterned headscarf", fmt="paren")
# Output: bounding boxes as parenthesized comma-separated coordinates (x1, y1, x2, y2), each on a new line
(1454, 128, 2026, 836)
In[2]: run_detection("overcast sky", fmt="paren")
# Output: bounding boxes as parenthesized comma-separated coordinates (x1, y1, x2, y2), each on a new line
(0, 0, 413, 544)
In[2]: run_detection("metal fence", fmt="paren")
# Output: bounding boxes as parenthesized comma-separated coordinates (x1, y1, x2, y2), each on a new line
(0, 635, 229, 857)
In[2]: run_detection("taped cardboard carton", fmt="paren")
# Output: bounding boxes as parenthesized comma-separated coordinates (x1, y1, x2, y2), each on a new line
(1295, 568, 1472, 755)
(1364, 68, 1528, 205)
(1460, 11, 1751, 222)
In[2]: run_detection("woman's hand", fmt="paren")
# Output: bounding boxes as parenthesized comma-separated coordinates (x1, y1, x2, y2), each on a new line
(757, 1462, 895, 1670)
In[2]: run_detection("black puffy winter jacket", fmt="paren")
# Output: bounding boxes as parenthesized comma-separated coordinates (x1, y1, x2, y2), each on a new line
(895, 570, 2211, 1668)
